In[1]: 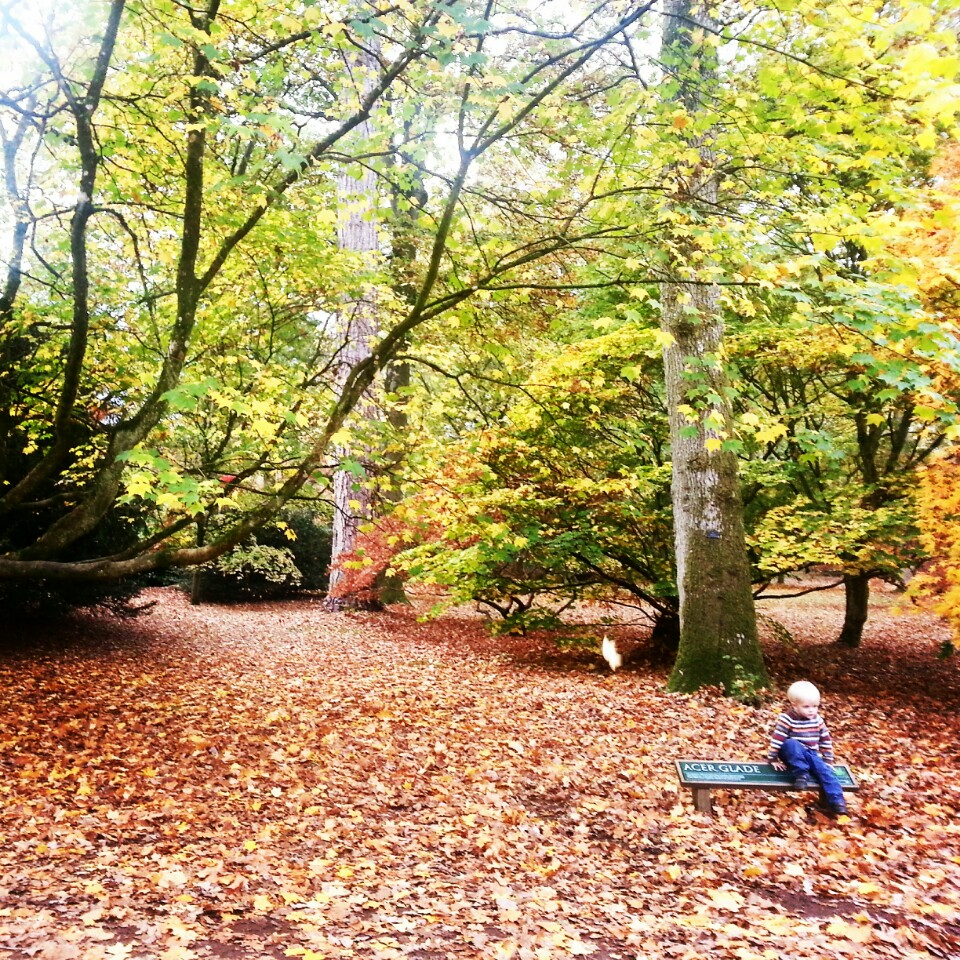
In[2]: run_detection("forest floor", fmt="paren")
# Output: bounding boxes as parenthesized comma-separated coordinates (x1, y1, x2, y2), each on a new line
(0, 581, 958, 960)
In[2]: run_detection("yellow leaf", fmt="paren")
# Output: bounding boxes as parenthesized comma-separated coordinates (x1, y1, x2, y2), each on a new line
(811, 233, 836, 254)
(755, 423, 787, 444)
(437, 16, 460, 38)
(253, 894, 273, 911)
(495, 895, 521, 922)
(900, 5, 933, 33)
(251, 418, 275, 438)
(708, 888, 745, 911)
(826, 919, 873, 943)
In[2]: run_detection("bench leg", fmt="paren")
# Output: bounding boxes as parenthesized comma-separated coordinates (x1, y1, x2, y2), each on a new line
(692, 787, 713, 815)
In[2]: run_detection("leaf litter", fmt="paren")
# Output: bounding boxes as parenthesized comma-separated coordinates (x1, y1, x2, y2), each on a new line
(0, 582, 957, 960)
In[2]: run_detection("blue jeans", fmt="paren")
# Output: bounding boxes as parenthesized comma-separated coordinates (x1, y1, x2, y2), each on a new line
(779, 738, 846, 809)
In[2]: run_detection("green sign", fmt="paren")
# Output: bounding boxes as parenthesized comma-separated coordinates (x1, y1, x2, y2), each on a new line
(676, 760, 858, 789)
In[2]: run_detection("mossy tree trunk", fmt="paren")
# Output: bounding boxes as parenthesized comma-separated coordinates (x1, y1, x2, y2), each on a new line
(661, 280, 768, 694)
(659, 0, 768, 695)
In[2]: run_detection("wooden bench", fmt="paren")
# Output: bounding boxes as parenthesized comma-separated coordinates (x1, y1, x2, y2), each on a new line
(676, 759, 860, 815)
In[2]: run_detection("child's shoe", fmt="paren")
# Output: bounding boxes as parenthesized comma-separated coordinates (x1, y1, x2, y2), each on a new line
(793, 775, 813, 789)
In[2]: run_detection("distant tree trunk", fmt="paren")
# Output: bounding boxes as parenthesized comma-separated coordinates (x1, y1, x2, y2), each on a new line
(374, 355, 410, 605)
(650, 605, 680, 656)
(325, 44, 382, 611)
(190, 520, 206, 605)
(834, 410, 882, 646)
(0, 108, 33, 488)
(659, 0, 769, 695)
(837, 572, 870, 647)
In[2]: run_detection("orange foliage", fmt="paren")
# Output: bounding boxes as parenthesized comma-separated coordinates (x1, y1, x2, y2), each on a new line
(895, 141, 960, 312)
(896, 143, 960, 647)
(906, 454, 960, 651)
(325, 514, 413, 606)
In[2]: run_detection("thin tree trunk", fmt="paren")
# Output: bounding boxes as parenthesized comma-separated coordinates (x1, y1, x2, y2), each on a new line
(0, 107, 34, 487)
(190, 519, 206, 605)
(837, 572, 869, 648)
(374, 354, 410, 605)
(372, 127, 427, 607)
(659, 0, 768, 695)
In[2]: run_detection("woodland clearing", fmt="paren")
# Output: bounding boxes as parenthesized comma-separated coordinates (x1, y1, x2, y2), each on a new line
(0, 582, 957, 960)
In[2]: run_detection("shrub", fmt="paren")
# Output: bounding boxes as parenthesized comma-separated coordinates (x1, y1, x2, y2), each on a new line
(204, 538, 302, 599)
(195, 509, 333, 601)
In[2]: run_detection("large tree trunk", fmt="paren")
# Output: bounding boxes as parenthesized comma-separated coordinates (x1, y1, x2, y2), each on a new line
(837, 572, 869, 648)
(325, 44, 382, 611)
(659, 0, 768, 695)
(661, 282, 768, 694)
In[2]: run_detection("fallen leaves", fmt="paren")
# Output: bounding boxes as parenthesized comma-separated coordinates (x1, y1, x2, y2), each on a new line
(0, 584, 957, 959)
(708, 888, 746, 912)
(826, 917, 874, 943)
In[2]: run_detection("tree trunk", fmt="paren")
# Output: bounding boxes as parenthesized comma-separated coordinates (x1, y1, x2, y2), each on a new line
(836, 572, 869, 648)
(650, 606, 680, 657)
(325, 43, 382, 611)
(372, 133, 427, 608)
(659, 0, 768, 695)
(662, 282, 768, 694)
(190, 519, 206, 605)
(374, 355, 411, 606)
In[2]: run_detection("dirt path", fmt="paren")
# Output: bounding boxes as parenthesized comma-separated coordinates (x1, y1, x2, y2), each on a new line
(0, 586, 957, 959)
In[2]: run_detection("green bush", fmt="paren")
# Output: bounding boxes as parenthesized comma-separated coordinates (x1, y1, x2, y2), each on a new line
(255, 508, 332, 591)
(195, 509, 333, 601)
(206, 538, 302, 599)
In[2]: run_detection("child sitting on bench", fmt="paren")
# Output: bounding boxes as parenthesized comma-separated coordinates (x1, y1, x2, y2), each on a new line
(766, 680, 848, 818)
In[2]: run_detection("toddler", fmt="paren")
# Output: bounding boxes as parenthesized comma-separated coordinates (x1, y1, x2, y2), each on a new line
(766, 680, 848, 817)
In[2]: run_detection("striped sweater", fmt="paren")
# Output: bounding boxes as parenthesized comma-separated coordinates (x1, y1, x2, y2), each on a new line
(766, 710, 835, 763)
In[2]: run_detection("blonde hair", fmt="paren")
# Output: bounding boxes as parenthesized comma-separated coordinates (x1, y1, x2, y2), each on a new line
(787, 680, 821, 705)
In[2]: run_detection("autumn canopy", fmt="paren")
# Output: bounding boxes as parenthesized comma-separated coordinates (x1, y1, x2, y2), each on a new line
(1, 0, 960, 679)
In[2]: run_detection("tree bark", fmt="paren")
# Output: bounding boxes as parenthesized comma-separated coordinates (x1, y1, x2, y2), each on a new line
(0, 105, 35, 487)
(837, 572, 869, 648)
(659, 0, 768, 695)
(326, 43, 382, 610)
